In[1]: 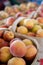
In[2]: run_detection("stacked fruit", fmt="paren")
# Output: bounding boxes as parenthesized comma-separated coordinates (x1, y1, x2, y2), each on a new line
(0, 29, 37, 65)
(16, 18, 43, 37)
(0, 2, 38, 20)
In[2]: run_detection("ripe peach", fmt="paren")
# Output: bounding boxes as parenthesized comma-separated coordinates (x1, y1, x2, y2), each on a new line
(17, 26, 28, 34)
(0, 11, 9, 19)
(27, 32, 36, 37)
(13, 7, 19, 13)
(23, 39, 33, 46)
(1, 47, 12, 63)
(3, 31, 14, 41)
(32, 25, 42, 33)
(0, 39, 8, 48)
(25, 45, 37, 60)
(36, 29, 43, 37)
(5, 7, 15, 16)
(19, 3, 26, 11)
(6, 17, 15, 27)
(37, 17, 43, 24)
(10, 40, 26, 57)
(5, 6, 11, 12)
(24, 19, 34, 29)
(0, 30, 4, 37)
(8, 57, 26, 65)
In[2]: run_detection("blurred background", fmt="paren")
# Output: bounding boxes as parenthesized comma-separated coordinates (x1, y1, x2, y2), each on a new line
(0, 0, 43, 10)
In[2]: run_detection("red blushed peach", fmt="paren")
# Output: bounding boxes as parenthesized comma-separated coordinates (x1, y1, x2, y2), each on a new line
(0, 30, 4, 37)
(0, 38, 9, 48)
(27, 32, 36, 37)
(25, 45, 37, 60)
(37, 17, 43, 24)
(3, 31, 14, 41)
(10, 40, 26, 57)
(6, 17, 15, 27)
(1, 47, 12, 63)
(8, 57, 26, 65)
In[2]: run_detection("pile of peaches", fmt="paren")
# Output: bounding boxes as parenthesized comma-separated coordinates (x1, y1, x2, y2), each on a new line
(0, 2, 38, 20)
(16, 17, 43, 37)
(0, 30, 37, 65)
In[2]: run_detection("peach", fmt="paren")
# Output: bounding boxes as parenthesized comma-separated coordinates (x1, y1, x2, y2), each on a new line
(13, 7, 19, 13)
(36, 29, 43, 37)
(19, 3, 26, 11)
(1, 47, 12, 63)
(0, 11, 9, 19)
(37, 17, 43, 24)
(0, 39, 8, 48)
(10, 40, 26, 57)
(0, 30, 4, 37)
(5, 6, 14, 15)
(6, 17, 15, 27)
(5, 6, 12, 12)
(32, 25, 42, 33)
(25, 45, 37, 60)
(23, 39, 33, 46)
(8, 57, 26, 65)
(27, 32, 36, 37)
(3, 31, 14, 41)
(24, 19, 34, 29)
(17, 26, 28, 34)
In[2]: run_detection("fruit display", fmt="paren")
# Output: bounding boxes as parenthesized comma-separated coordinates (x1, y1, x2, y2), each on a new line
(14, 18, 43, 37)
(0, 29, 38, 65)
(0, 2, 38, 21)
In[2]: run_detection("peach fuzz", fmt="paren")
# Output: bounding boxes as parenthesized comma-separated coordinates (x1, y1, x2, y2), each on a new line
(10, 40, 27, 57)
